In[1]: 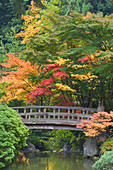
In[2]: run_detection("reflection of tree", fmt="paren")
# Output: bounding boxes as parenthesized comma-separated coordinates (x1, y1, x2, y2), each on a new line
(47, 153, 84, 170)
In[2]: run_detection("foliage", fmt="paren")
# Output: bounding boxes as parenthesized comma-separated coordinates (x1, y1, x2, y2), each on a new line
(100, 137, 113, 155)
(90, 0, 113, 16)
(77, 112, 113, 139)
(27, 62, 75, 106)
(49, 0, 92, 15)
(92, 150, 113, 170)
(0, 0, 48, 63)
(15, 0, 62, 64)
(49, 130, 73, 149)
(2, 2, 113, 109)
(17, 4, 113, 109)
(49, 0, 113, 16)
(0, 104, 29, 168)
(49, 130, 86, 151)
(0, 0, 28, 62)
(0, 53, 40, 103)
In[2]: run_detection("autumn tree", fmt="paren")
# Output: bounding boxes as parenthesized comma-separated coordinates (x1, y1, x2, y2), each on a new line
(0, 53, 40, 103)
(77, 111, 113, 141)
(27, 62, 76, 106)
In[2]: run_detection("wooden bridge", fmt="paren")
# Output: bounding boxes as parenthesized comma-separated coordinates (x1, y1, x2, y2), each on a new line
(11, 105, 104, 130)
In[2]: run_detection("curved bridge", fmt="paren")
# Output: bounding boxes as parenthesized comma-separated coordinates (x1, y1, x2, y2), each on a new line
(11, 105, 102, 130)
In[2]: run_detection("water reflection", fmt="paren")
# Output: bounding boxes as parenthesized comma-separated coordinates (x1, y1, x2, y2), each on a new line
(4, 153, 94, 170)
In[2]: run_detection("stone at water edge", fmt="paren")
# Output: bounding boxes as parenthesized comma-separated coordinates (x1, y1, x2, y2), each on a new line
(84, 137, 99, 157)
(22, 142, 36, 153)
(63, 143, 71, 152)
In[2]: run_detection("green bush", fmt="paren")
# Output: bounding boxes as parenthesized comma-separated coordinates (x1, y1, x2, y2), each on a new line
(92, 150, 113, 170)
(0, 104, 29, 168)
(49, 130, 73, 150)
(100, 137, 113, 155)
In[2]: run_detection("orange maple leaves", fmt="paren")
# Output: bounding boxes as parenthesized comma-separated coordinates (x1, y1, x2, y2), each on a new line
(0, 53, 40, 102)
(77, 111, 113, 139)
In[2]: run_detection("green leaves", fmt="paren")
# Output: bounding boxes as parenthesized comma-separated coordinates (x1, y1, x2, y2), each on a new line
(0, 104, 29, 168)
(92, 150, 113, 170)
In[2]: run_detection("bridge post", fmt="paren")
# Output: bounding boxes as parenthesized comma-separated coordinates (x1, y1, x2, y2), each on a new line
(97, 102, 104, 112)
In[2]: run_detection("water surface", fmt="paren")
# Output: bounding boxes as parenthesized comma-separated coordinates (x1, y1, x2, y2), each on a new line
(4, 152, 94, 170)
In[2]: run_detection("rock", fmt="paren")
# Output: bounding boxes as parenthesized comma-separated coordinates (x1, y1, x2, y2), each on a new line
(63, 143, 71, 152)
(84, 137, 99, 157)
(22, 142, 36, 153)
(34, 149, 40, 153)
(52, 150, 57, 153)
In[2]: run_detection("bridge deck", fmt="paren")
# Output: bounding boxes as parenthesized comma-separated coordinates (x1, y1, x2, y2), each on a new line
(11, 106, 98, 130)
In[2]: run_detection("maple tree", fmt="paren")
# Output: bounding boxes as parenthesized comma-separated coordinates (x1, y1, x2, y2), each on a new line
(0, 52, 40, 103)
(77, 111, 113, 141)
(27, 62, 75, 106)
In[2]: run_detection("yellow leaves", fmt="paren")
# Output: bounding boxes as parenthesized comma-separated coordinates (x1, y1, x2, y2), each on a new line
(55, 57, 70, 65)
(31, 0, 35, 7)
(56, 83, 76, 92)
(71, 72, 98, 81)
(89, 87, 96, 90)
(84, 12, 92, 19)
(71, 64, 87, 69)
(15, 1, 43, 44)
(83, 52, 100, 63)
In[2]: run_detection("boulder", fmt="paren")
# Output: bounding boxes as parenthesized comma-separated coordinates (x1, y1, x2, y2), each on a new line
(63, 143, 71, 152)
(22, 142, 36, 153)
(84, 137, 99, 157)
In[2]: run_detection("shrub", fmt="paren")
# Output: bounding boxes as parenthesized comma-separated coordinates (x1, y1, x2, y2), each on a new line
(92, 150, 113, 170)
(100, 137, 113, 155)
(0, 104, 29, 168)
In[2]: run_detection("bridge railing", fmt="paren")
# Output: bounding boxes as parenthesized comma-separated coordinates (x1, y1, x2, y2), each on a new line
(11, 106, 98, 125)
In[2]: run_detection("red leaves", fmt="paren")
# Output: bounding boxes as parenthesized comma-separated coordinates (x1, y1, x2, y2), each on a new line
(27, 61, 70, 104)
(52, 94, 75, 106)
(46, 63, 59, 70)
(27, 87, 53, 103)
(28, 87, 52, 96)
(53, 71, 69, 78)
(78, 57, 90, 63)
(37, 78, 54, 87)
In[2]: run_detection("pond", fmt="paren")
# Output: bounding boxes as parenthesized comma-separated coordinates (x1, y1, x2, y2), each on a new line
(4, 152, 94, 170)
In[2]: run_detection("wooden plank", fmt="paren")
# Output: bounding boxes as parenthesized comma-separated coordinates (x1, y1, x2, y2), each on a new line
(11, 105, 97, 112)
(22, 119, 81, 124)
(26, 125, 83, 131)
(19, 112, 93, 117)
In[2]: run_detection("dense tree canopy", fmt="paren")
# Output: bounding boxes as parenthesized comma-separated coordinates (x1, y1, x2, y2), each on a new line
(13, 3, 113, 110)
(1, 1, 113, 109)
